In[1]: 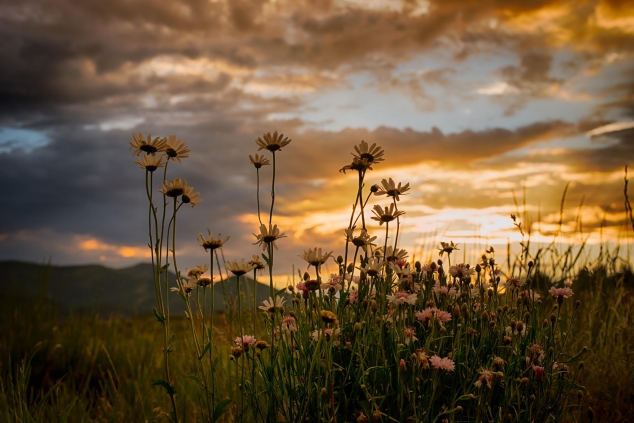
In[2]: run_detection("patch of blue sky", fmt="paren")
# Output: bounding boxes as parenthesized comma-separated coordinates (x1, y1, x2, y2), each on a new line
(0, 127, 50, 154)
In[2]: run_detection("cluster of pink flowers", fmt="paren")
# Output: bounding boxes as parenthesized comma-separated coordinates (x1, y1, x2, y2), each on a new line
(433, 281, 458, 297)
(348, 287, 359, 304)
(504, 277, 526, 290)
(415, 307, 452, 327)
(321, 274, 343, 292)
(549, 286, 574, 299)
(519, 289, 541, 300)
(430, 355, 455, 372)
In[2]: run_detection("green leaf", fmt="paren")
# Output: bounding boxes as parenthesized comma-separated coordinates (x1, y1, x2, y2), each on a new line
(167, 334, 176, 352)
(212, 399, 232, 422)
(160, 263, 170, 272)
(152, 379, 176, 395)
(199, 342, 211, 360)
(152, 307, 165, 324)
(275, 288, 287, 296)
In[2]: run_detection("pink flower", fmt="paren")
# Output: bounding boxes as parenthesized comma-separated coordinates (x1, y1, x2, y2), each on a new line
(433, 281, 459, 297)
(415, 307, 452, 327)
(321, 274, 343, 292)
(403, 326, 418, 344)
(386, 291, 417, 306)
(504, 277, 525, 290)
(430, 355, 455, 372)
(282, 316, 297, 332)
(474, 368, 494, 388)
(399, 359, 407, 372)
(296, 282, 308, 294)
(448, 263, 475, 279)
(348, 287, 359, 304)
(549, 286, 574, 301)
(235, 335, 256, 351)
(533, 365, 545, 382)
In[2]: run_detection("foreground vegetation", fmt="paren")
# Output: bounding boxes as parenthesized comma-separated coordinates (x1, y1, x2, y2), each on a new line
(2, 134, 634, 422)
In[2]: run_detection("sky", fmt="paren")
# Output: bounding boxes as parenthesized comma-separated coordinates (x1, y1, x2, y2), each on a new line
(1, 0, 634, 285)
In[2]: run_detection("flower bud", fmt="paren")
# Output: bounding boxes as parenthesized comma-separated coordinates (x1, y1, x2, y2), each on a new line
(550, 313, 557, 324)
(430, 262, 437, 271)
(475, 264, 481, 273)
(503, 336, 512, 345)
(354, 322, 361, 332)
(303, 272, 310, 281)
(337, 255, 344, 264)
(516, 321, 524, 333)
(321, 388, 328, 398)
(528, 260, 534, 268)
(437, 259, 443, 266)
(370, 184, 379, 193)
(415, 261, 421, 271)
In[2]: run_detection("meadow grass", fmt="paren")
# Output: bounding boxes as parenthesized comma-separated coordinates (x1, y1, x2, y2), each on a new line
(2, 134, 634, 422)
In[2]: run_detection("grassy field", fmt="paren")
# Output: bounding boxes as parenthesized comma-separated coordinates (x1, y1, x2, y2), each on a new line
(1, 255, 632, 422)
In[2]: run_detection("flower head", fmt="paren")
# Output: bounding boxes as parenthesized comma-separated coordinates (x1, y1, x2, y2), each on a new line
(181, 185, 201, 207)
(352, 140, 385, 165)
(321, 310, 339, 326)
(533, 365, 545, 382)
(386, 291, 417, 306)
(430, 355, 455, 372)
(474, 368, 494, 389)
(187, 265, 209, 279)
(415, 307, 452, 327)
(321, 274, 344, 292)
(371, 203, 405, 225)
(198, 233, 230, 251)
(549, 286, 574, 302)
(226, 259, 256, 276)
(403, 326, 418, 344)
(339, 157, 373, 174)
(377, 246, 408, 262)
(129, 132, 166, 156)
(282, 315, 297, 332)
(164, 135, 190, 163)
(448, 263, 475, 280)
(438, 241, 459, 257)
(519, 289, 541, 301)
(235, 335, 257, 351)
(159, 177, 190, 198)
(504, 277, 526, 291)
(249, 154, 271, 168)
(253, 223, 286, 250)
(248, 255, 266, 272)
(255, 131, 291, 152)
(374, 178, 410, 201)
(171, 278, 196, 295)
(299, 248, 333, 269)
(358, 257, 384, 277)
(258, 296, 285, 313)
(345, 228, 377, 253)
(134, 154, 165, 172)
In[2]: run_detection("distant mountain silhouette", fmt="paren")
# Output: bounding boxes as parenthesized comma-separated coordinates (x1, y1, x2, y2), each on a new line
(0, 260, 284, 315)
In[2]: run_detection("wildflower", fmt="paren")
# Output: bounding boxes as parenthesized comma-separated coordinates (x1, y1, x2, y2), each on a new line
(527, 343, 545, 363)
(345, 228, 378, 253)
(433, 281, 458, 297)
(386, 291, 417, 306)
(304, 279, 321, 291)
(377, 246, 408, 262)
(533, 365, 545, 382)
(247, 255, 266, 273)
(195, 277, 212, 287)
(339, 157, 373, 173)
(321, 310, 339, 326)
(181, 185, 201, 207)
(299, 248, 333, 269)
(225, 259, 256, 276)
(549, 286, 574, 305)
(416, 307, 452, 327)
(348, 286, 359, 304)
(296, 281, 309, 295)
(474, 368, 494, 388)
(198, 233, 230, 251)
(504, 277, 525, 291)
(358, 257, 384, 277)
(129, 132, 166, 156)
(352, 140, 385, 165)
(448, 263, 475, 280)
(403, 326, 418, 344)
(374, 178, 410, 201)
(492, 356, 506, 370)
(414, 348, 430, 368)
(253, 223, 286, 250)
(171, 278, 196, 295)
(249, 153, 271, 168)
(399, 359, 407, 372)
(506, 324, 526, 336)
(282, 315, 297, 332)
(430, 355, 455, 372)
(159, 178, 189, 198)
(255, 131, 291, 152)
(321, 274, 343, 292)
(255, 340, 270, 350)
(164, 135, 190, 163)
(258, 296, 285, 313)
(187, 265, 209, 279)
(134, 154, 165, 172)
(371, 203, 405, 225)
(231, 347, 243, 358)
(235, 335, 257, 351)
(438, 241, 459, 257)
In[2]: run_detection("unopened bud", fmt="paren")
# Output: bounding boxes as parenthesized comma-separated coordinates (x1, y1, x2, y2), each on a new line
(370, 184, 379, 193)
(354, 322, 361, 331)
(337, 255, 344, 264)
(303, 272, 310, 281)
(456, 406, 463, 412)
(437, 259, 443, 266)
(475, 264, 481, 273)
(430, 262, 437, 271)
(516, 321, 524, 333)
(321, 388, 328, 398)
(550, 313, 557, 323)
(575, 300, 581, 309)
(503, 336, 512, 345)
(415, 261, 421, 271)
(370, 300, 378, 312)
(347, 263, 355, 273)
(528, 261, 534, 268)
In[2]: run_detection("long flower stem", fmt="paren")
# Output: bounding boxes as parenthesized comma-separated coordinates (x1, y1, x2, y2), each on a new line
(269, 152, 276, 226)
